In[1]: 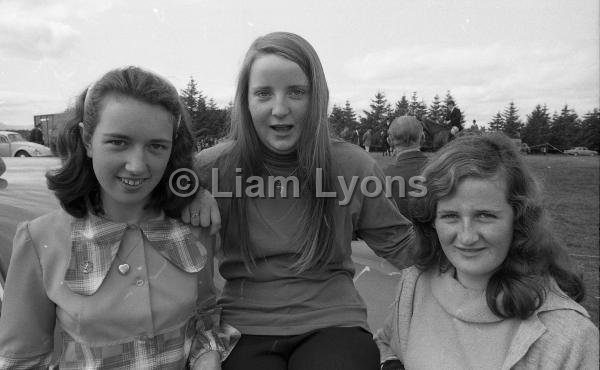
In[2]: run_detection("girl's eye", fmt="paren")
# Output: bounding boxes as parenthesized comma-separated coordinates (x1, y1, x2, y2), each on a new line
(438, 213, 458, 220)
(150, 143, 169, 151)
(289, 88, 306, 98)
(254, 89, 272, 99)
(477, 212, 496, 220)
(107, 140, 126, 146)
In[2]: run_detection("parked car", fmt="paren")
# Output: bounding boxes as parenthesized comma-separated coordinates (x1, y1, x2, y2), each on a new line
(0, 130, 52, 157)
(564, 147, 598, 156)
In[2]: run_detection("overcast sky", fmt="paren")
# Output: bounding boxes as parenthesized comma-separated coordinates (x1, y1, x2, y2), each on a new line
(0, 0, 598, 128)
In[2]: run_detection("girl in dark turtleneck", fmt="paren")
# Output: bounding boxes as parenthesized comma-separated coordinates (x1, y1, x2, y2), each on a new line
(190, 32, 416, 370)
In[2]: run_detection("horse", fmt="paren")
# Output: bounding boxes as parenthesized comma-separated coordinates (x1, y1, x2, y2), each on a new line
(419, 118, 452, 151)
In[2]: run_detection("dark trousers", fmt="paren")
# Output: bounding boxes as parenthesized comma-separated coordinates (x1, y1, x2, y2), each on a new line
(223, 326, 380, 370)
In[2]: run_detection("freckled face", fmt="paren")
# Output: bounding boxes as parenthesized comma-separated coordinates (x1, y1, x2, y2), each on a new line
(85, 95, 173, 221)
(248, 54, 310, 154)
(434, 177, 514, 290)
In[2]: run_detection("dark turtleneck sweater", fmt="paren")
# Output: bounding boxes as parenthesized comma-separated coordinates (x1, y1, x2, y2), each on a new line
(194, 140, 415, 335)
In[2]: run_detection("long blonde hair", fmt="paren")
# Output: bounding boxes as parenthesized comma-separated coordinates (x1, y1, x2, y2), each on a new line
(219, 32, 336, 272)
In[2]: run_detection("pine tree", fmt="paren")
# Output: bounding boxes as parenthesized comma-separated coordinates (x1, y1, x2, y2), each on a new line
(501, 102, 522, 138)
(361, 92, 391, 134)
(576, 109, 599, 151)
(408, 91, 421, 116)
(522, 104, 550, 146)
(342, 100, 358, 129)
(180, 77, 200, 123)
(549, 105, 580, 149)
(426, 94, 444, 123)
(488, 112, 504, 132)
(442, 90, 455, 114)
(204, 98, 227, 138)
(329, 104, 346, 136)
(393, 95, 409, 117)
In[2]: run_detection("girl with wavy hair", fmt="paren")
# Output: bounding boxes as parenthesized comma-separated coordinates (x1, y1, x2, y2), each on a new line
(0, 66, 237, 369)
(190, 32, 415, 370)
(376, 133, 598, 370)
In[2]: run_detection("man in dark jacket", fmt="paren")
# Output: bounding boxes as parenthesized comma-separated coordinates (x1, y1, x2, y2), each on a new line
(444, 101, 463, 137)
(29, 124, 44, 145)
(382, 116, 427, 221)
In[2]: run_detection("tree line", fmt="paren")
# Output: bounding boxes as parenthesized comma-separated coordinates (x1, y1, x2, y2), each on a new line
(180, 76, 599, 152)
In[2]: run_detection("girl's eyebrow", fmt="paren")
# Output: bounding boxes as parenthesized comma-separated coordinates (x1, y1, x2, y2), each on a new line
(101, 133, 130, 139)
(102, 133, 172, 144)
(150, 138, 173, 145)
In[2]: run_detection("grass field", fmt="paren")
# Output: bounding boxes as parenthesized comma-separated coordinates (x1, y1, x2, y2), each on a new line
(374, 152, 600, 327)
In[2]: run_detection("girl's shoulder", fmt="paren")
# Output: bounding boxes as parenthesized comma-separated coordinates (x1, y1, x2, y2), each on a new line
(330, 140, 380, 174)
(26, 208, 72, 242)
(536, 287, 598, 338)
(195, 141, 235, 166)
(393, 266, 426, 298)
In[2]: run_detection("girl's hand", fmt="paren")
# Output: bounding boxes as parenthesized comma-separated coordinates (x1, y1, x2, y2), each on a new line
(182, 187, 221, 235)
(190, 350, 221, 370)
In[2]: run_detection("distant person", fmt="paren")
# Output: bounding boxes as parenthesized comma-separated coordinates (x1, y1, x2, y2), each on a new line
(380, 128, 391, 156)
(375, 133, 599, 370)
(444, 101, 463, 137)
(382, 116, 427, 220)
(352, 128, 361, 146)
(363, 128, 373, 152)
(29, 124, 44, 145)
(340, 126, 351, 142)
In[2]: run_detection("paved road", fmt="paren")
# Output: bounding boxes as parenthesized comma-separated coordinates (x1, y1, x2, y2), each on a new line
(0, 157, 401, 330)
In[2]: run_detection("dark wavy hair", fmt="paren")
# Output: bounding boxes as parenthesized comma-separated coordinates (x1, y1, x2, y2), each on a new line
(412, 133, 584, 319)
(217, 32, 336, 273)
(47, 66, 194, 219)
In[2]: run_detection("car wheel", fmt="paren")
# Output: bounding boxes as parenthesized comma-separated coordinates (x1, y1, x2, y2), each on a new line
(15, 151, 31, 157)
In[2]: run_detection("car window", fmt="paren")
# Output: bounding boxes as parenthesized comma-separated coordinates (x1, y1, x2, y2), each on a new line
(7, 133, 25, 142)
(0, 136, 8, 144)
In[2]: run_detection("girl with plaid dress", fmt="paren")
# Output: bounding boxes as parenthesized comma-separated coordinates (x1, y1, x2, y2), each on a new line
(0, 67, 238, 369)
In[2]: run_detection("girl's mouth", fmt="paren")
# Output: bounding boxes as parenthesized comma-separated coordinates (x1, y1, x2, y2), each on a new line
(119, 177, 146, 186)
(271, 125, 293, 132)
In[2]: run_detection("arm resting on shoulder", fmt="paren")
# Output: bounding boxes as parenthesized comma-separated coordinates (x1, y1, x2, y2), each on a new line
(356, 162, 416, 269)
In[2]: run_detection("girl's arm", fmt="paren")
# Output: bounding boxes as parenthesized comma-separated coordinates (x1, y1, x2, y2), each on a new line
(188, 232, 240, 369)
(0, 223, 56, 369)
(182, 187, 221, 235)
(356, 161, 416, 269)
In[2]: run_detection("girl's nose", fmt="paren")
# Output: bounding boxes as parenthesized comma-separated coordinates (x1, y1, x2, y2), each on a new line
(457, 222, 479, 245)
(272, 95, 290, 117)
(124, 148, 147, 174)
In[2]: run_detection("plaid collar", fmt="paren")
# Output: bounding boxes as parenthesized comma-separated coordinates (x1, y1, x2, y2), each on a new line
(65, 212, 207, 296)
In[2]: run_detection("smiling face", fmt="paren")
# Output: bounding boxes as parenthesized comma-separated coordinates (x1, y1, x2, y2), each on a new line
(248, 54, 310, 154)
(434, 176, 514, 290)
(85, 94, 173, 222)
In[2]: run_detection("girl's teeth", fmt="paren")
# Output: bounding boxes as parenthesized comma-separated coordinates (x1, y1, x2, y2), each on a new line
(121, 178, 143, 186)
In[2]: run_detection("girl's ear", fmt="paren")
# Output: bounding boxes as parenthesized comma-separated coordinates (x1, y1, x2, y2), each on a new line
(79, 122, 92, 158)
